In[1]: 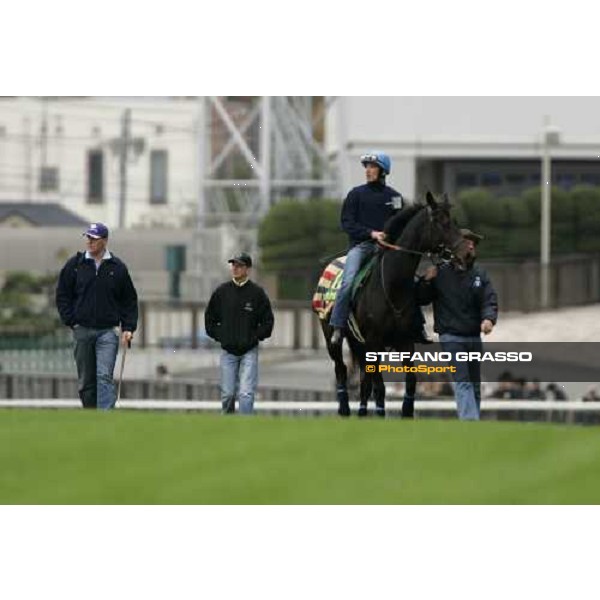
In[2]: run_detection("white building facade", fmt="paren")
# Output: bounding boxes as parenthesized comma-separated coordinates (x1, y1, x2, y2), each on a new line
(0, 97, 199, 228)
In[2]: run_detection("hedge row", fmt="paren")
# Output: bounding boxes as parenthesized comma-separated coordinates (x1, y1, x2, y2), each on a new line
(457, 185, 600, 259)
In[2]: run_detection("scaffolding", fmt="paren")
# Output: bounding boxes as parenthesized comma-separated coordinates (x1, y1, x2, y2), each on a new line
(190, 96, 336, 300)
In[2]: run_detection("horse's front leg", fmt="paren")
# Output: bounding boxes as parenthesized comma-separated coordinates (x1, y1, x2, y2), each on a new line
(358, 369, 373, 417)
(402, 360, 416, 419)
(373, 370, 386, 417)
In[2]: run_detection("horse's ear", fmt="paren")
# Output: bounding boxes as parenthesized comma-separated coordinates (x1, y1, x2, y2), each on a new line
(443, 192, 450, 205)
(426, 190, 437, 208)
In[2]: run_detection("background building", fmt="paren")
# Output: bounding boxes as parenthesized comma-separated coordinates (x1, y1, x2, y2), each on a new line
(3, 96, 600, 301)
(326, 96, 600, 200)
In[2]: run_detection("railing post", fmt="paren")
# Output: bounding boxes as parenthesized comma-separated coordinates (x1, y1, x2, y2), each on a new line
(139, 301, 147, 348)
(191, 305, 199, 350)
(293, 308, 302, 350)
(311, 314, 320, 351)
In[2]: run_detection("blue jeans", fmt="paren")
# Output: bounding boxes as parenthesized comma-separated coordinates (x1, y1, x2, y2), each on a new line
(73, 326, 120, 410)
(440, 333, 483, 421)
(220, 346, 259, 414)
(330, 241, 376, 329)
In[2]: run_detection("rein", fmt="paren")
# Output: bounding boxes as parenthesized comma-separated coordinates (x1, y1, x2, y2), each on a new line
(376, 207, 442, 317)
(376, 239, 432, 257)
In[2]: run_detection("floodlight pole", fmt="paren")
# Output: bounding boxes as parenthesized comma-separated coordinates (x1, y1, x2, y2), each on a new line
(540, 118, 560, 310)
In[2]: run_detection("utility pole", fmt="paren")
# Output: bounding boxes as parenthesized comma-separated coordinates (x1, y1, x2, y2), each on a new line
(196, 97, 206, 230)
(23, 117, 33, 201)
(40, 97, 49, 169)
(118, 108, 131, 229)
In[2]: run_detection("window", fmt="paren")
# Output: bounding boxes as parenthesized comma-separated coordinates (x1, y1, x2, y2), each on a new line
(556, 173, 576, 190)
(150, 149, 168, 204)
(87, 150, 104, 204)
(481, 172, 503, 187)
(581, 173, 600, 186)
(39, 166, 59, 192)
(505, 173, 526, 186)
(456, 172, 477, 188)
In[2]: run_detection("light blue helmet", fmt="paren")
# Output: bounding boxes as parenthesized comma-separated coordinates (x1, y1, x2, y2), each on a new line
(360, 151, 391, 176)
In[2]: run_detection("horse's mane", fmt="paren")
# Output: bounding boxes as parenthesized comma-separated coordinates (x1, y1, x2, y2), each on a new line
(383, 202, 425, 244)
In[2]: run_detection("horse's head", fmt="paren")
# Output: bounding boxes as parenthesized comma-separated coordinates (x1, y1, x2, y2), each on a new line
(422, 191, 469, 266)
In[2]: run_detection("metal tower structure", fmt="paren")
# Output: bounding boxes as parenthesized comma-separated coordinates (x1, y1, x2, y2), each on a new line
(190, 96, 337, 300)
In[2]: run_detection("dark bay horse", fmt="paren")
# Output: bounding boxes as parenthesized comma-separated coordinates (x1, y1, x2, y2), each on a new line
(319, 191, 467, 417)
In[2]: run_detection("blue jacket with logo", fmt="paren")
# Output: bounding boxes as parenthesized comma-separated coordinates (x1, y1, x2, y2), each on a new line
(340, 181, 403, 247)
(55, 252, 138, 331)
(416, 262, 498, 336)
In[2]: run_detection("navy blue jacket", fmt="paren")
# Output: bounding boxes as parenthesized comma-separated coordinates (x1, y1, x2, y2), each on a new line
(416, 262, 498, 336)
(55, 252, 138, 331)
(341, 182, 403, 247)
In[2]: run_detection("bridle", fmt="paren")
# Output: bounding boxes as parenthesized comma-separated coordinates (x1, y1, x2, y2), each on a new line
(376, 205, 462, 317)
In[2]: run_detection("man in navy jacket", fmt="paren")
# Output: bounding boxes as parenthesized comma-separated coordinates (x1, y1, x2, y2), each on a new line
(56, 223, 138, 410)
(329, 151, 431, 346)
(330, 151, 404, 345)
(416, 229, 498, 420)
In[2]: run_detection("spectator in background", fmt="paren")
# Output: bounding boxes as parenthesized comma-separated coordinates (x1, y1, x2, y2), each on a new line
(491, 371, 519, 399)
(546, 383, 568, 401)
(525, 378, 546, 400)
(205, 252, 274, 415)
(582, 385, 600, 402)
(155, 364, 171, 381)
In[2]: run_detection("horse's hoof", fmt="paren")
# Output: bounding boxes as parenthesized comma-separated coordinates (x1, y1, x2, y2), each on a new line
(357, 407, 368, 417)
(376, 409, 386, 418)
(338, 404, 351, 417)
(402, 412, 414, 419)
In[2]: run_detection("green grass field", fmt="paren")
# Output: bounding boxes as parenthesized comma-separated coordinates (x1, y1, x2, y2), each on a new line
(1, 409, 600, 504)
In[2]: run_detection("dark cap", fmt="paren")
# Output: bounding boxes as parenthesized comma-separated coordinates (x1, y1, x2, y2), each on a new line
(460, 228, 484, 244)
(228, 252, 252, 267)
(83, 222, 109, 239)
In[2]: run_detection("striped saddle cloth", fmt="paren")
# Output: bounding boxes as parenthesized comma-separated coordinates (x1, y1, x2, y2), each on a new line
(312, 256, 347, 320)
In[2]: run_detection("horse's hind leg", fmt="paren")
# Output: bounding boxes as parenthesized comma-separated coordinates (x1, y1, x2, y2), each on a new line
(402, 363, 416, 419)
(329, 345, 351, 417)
(322, 321, 350, 417)
(358, 371, 373, 417)
(373, 370, 386, 417)
(352, 350, 372, 417)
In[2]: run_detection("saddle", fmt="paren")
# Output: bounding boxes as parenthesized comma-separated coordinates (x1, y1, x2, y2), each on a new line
(311, 252, 378, 321)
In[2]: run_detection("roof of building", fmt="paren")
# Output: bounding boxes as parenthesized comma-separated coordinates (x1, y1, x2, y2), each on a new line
(0, 203, 88, 227)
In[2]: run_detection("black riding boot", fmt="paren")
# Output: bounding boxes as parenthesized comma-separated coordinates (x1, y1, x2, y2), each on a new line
(330, 327, 344, 346)
(413, 306, 433, 344)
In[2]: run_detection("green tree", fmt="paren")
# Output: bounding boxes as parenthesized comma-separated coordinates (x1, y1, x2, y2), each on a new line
(258, 198, 346, 299)
(0, 271, 60, 332)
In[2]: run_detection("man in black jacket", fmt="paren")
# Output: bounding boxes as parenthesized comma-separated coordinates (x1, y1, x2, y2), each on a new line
(55, 223, 138, 410)
(416, 229, 498, 420)
(205, 252, 274, 414)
